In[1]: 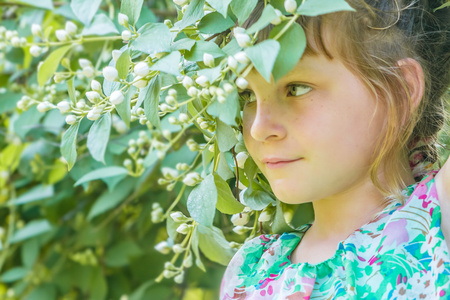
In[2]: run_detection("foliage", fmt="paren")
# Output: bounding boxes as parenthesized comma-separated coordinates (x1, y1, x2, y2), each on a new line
(0, 0, 448, 299)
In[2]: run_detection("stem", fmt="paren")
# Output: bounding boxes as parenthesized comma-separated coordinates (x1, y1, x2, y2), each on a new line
(31, 35, 122, 47)
(273, 14, 299, 41)
(163, 184, 187, 219)
(0, 183, 16, 273)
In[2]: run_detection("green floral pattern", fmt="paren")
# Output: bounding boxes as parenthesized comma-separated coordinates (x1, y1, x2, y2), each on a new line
(220, 171, 450, 299)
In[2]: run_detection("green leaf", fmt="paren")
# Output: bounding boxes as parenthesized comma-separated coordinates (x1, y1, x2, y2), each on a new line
(149, 51, 181, 76)
(71, 0, 102, 26)
(170, 38, 196, 51)
(184, 40, 226, 61)
(81, 14, 119, 36)
(216, 119, 238, 152)
(143, 76, 162, 130)
(37, 45, 72, 86)
(230, 0, 258, 25)
(0, 267, 29, 283)
(120, 0, 144, 26)
(174, 0, 205, 31)
(87, 177, 136, 220)
(133, 23, 172, 55)
(191, 227, 206, 271)
(0, 91, 21, 114)
(216, 152, 234, 181)
(207, 82, 239, 126)
(11, 0, 53, 10)
(87, 112, 111, 164)
(197, 65, 222, 83)
(198, 12, 234, 34)
(434, 2, 450, 11)
(9, 184, 54, 206)
(25, 284, 57, 300)
(75, 166, 129, 186)
(243, 185, 275, 210)
(214, 173, 244, 214)
(115, 85, 135, 128)
(116, 49, 131, 80)
(272, 200, 295, 234)
(61, 121, 80, 171)
(245, 40, 280, 82)
(206, 0, 232, 18)
(13, 107, 44, 139)
(297, 0, 355, 16)
(105, 240, 142, 267)
(21, 239, 39, 269)
(269, 21, 306, 81)
(187, 174, 217, 227)
(246, 4, 278, 34)
(67, 78, 77, 105)
(197, 224, 235, 265)
(88, 267, 108, 300)
(10, 219, 53, 243)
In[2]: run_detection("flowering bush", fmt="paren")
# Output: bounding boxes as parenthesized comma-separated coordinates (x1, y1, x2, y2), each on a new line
(0, 0, 448, 299)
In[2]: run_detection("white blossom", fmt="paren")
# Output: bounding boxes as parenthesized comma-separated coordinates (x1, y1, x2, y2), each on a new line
(234, 51, 250, 65)
(231, 213, 249, 226)
(132, 76, 148, 89)
(65, 21, 78, 35)
(170, 211, 188, 223)
(29, 45, 42, 57)
(178, 113, 188, 123)
(65, 115, 77, 125)
(236, 77, 248, 90)
(236, 152, 248, 168)
(90, 80, 102, 92)
(11, 36, 20, 47)
(227, 56, 238, 70)
(235, 33, 252, 48)
(31, 24, 42, 36)
(284, 0, 297, 14)
(134, 61, 150, 76)
(57, 100, 71, 113)
(162, 167, 178, 179)
(109, 90, 124, 105)
(182, 172, 201, 186)
(112, 50, 122, 61)
(271, 9, 283, 25)
(82, 66, 95, 78)
(182, 76, 194, 89)
(258, 210, 272, 222)
(195, 75, 209, 87)
(118, 13, 129, 27)
(172, 244, 185, 254)
(87, 110, 100, 121)
(78, 58, 92, 69)
(103, 66, 119, 82)
(174, 271, 184, 284)
(154, 241, 171, 254)
(233, 225, 252, 235)
(121, 30, 132, 41)
(223, 83, 234, 94)
(187, 86, 198, 97)
(37, 102, 53, 113)
(86, 91, 101, 103)
(55, 29, 70, 42)
(203, 53, 215, 67)
(176, 223, 190, 235)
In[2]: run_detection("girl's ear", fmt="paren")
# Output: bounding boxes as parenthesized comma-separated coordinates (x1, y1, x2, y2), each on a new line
(396, 58, 425, 109)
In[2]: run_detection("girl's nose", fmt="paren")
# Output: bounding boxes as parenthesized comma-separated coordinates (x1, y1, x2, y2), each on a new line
(248, 98, 287, 142)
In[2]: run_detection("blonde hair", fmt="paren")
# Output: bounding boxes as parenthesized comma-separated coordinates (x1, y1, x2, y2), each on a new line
(241, 0, 450, 203)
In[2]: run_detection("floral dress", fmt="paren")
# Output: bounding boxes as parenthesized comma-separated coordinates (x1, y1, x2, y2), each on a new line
(220, 171, 450, 299)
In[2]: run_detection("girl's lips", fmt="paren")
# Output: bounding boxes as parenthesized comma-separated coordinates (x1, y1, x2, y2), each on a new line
(264, 158, 302, 169)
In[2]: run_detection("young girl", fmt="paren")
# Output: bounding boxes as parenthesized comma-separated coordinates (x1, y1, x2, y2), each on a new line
(220, 0, 450, 298)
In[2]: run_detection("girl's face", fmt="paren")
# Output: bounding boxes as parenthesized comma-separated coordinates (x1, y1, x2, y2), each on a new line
(242, 52, 387, 205)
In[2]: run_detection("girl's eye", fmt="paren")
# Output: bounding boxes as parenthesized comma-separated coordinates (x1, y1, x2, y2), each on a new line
(287, 84, 312, 97)
(239, 90, 257, 105)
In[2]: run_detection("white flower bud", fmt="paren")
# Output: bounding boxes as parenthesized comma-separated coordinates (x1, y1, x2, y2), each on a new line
(182, 76, 194, 89)
(183, 253, 193, 268)
(57, 100, 71, 113)
(170, 211, 188, 223)
(227, 55, 238, 70)
(172, 244, 185, 254)
(19, 37, 27, 47)
(233, 225, 252, 235)
(82, 67, 95, 78)
(110, 90, 124, 105)
(123, 159, 133, 168)
(121, 30, 132, 41)
(55, 29, 70, 42)
(165, 95, 177, 107)
(235, 33, 252, 48)
(174, 271, 184, 284)
(112, 50, 122, 61)
(87, 110, 100, 121)
(5, 30, 14, 40)
(118, 13, 129, 27)
(31, 24, 42, 36)
(176, 163, 189, 171)
(195, 75, 209, 87)
(187, 86, 198, 97)
(159, 103, 173, 113)
(162, 167, 178, 179)
(155, 241, 171, 254)
(258, 210, 272, 222)
(173, 0, 188, 5)
(168, 89, 177, 97)
(103, 66, 119, 82)
(134, 61, 150, 76)
(176, 223, 191, 235)
(65, 115, 77, 125)
(236, 152, 248, 168)
(76, 100, 87, 109)
(178, 113, 188, 123)
(79, 58, 92, 69)
(11, 36, 20, 47)
(29, 45, 42, 57)
(271, 9, 283, 25)
(284, 0, 297, 14)
(37, 102, 53, 113)
(65, 21, 78, 35)
(200, 121, 209, 130)
(90, 80, 102, 92)
(182, 172, 201, 186)
(231, 213, 249, 226)
(236, 77, 248, 90)
(132, 76, 148, 89)
(223, 83, 234, 94)
(168, 116, 178, 125)
(203, 53, 214, 67)
(234, 51, 250, 65)
(86, 91, 101, 103)
(114, 120, 128, 133)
